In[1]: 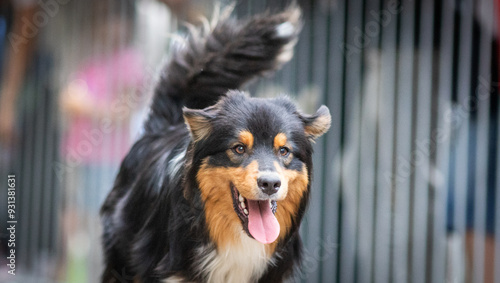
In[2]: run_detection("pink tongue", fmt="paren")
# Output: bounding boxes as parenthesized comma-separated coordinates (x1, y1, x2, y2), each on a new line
(247, 200, 280, 244)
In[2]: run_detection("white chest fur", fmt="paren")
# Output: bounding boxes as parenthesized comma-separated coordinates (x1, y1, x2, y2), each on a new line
(195, 233, 274, 283)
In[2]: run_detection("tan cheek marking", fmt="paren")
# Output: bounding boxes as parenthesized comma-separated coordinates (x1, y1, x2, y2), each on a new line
(239, 130, 254, 150)
(227, 160, 259, 200)
(196, 160, 259, 249)
(274, 133, 287, 149)
(272, 163, 309, 245)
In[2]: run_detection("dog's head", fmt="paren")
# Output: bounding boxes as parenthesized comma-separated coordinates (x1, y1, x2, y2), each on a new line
(183, 91, 330, 249)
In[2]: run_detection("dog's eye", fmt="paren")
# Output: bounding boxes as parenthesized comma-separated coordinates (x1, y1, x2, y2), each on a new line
(233, 145, 246, 155)
(279, 147, 289, 156)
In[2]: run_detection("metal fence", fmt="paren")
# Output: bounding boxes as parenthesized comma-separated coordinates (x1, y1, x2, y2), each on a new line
(0, 0, 498, 282)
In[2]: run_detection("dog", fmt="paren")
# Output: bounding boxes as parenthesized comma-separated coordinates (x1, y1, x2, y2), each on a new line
(100, 6, 331, 283)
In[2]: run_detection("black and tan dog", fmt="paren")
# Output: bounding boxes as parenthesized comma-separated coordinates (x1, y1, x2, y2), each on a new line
(100, 6, 331, 283)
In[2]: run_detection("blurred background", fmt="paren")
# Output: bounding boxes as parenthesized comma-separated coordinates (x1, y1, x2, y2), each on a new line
(0, 0, 498, 282)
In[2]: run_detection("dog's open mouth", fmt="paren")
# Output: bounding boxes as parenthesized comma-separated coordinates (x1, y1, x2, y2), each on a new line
(230, 184, 279, 244)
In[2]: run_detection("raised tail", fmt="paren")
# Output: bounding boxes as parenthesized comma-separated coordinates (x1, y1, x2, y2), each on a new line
(144, 5, 302, 133)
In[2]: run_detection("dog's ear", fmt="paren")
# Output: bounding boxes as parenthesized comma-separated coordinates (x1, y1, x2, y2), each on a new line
(183, 107, 216, 142)
(299, 105, 331, 141)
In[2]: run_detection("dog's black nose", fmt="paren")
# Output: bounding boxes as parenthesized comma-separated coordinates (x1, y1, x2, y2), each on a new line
(258, 174, 281, 196)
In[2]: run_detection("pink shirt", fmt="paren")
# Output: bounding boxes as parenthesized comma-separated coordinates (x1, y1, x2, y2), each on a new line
(63, 48, 144, 164)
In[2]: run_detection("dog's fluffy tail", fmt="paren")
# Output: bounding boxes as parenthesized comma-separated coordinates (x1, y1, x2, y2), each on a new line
(144, 5, 301, 133)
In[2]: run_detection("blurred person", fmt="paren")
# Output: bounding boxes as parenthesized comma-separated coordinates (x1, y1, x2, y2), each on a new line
(60, 0, 143, 198)
(58, 0, 144, 281)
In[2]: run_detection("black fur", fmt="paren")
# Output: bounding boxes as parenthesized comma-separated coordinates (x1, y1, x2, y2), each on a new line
(100, 6, 329, 283)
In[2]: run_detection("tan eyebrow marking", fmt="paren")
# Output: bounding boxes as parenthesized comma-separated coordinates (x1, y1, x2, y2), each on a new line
(239, 130, 254, 149)
(274, 133, 287, 149)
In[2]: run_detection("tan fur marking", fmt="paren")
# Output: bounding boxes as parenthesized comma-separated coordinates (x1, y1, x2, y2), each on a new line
(273, 133, 288, 149)
(239, 130, 254, 149)
(197, 160, 259, 248)
(272, 163, 308, 245)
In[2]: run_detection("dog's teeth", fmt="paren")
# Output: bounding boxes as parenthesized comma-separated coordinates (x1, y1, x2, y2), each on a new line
(270, 201, 273, 208)
(240, 201, 246, 209)
(238, 195, 244, 202)
(244, 208, 248, 215)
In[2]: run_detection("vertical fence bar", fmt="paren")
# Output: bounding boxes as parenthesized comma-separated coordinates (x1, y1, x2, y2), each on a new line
(321, 0, 346, 281)
(453, 1, 474, 282)
(431, 0, 455, 282)
(52, 12, 65, 271)
(411, 0, 434, 282)
(293, 1, 313, 281)
(357, 72, 377, 283)
(302, 1, 329, 281)
(392, 0, 415, 282)
(32, 43, 48, 276)
(339, 0, 363, 281)
(356, 1, 379, 282)
(19, 56, 35, 273)
(374, 0, 397, 282)
(472, 1, 494, 283)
